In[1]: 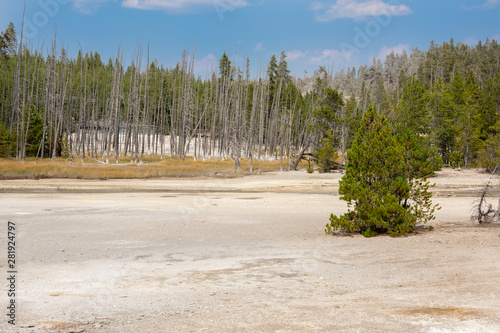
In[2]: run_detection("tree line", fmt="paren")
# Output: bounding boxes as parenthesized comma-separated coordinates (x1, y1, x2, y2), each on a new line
(308, 38, 500, 171)
(1, 22, 500, 172)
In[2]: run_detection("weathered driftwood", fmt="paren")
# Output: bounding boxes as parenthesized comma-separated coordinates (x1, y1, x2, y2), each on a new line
(472, 180, 499, 224)
(292, 152, 345, 171)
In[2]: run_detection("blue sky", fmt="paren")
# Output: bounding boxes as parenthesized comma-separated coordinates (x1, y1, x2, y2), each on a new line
(1, 0, 499, 77)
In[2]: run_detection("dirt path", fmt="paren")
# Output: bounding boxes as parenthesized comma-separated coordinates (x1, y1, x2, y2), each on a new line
(1, 168, 500, 332)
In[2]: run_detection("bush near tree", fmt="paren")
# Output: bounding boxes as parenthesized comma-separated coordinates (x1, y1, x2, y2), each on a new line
(314, 131, 337, 173)
(478, 133, 500, 173)
(326, 106, 439, 237)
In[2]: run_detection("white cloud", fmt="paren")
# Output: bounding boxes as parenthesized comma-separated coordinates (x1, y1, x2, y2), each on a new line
(461, 0, 499, 10)
(308, 49, 344, 64)
(71, 0, 248, 13)
(321, 49, 339, 58)
(73, 0, 113, 14)
(193, 53, 216, 76)
(309, 1, 327, 11)
(313, 0, 412, 21)
(377, 43, 410, 60)
(285, 48, 353, 72)
(121, 0, 248, 11)
(254, 42, 264, 51)
(481, 0, 499, 9)
(286, 50, 308, 61)
(464, 37, 479, 46)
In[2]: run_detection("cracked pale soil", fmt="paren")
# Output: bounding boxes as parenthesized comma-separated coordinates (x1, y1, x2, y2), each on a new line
(1, 168, 500, 332)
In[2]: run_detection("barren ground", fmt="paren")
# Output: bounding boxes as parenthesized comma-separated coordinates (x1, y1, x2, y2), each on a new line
(1, 168, 500, 332)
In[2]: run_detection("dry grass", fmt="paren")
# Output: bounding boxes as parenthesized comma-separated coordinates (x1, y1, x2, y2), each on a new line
(0, 156, 289, 179)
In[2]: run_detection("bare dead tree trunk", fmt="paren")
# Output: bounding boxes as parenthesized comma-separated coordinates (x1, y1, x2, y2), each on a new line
(11, 3, 26, 160)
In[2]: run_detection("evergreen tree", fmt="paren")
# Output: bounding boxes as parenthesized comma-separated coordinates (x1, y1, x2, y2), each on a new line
(479, 74, 500, 140)
(245, 57, 251, 81)
(326, 106, 438, 237)
(456, 72, 482, 167)
(0, 22, 16, 61)
(393, 78, 442, 174)
(397, 69, 410, 101)
(25, 113, 44, 157)
(478, 132, 500, 173)
(267, 54, 279, 109)
(0, 119, 13, 157)
(429, 78, 456, 164)
(393, 78, 430, 135)
(314, 130, 337, 172)
(313, 66, 331, 94)
(450, 71, 466, 105)
(312, 87, 344, 138)
(267, 54, 278, 89)
(277, 51, 291, 84)
(372, 77, 388, 114)
(218, 52, 232, 80)
(343, 94, 362, 151)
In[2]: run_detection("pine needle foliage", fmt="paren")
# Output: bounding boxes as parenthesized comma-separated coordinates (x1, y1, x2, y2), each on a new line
(326, 106, 439, 237)
(314, 131, 337, 172)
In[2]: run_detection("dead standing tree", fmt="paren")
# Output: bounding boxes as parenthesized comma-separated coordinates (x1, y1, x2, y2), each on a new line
(3, 26, 332, 167)
(472, 168, 500, 224)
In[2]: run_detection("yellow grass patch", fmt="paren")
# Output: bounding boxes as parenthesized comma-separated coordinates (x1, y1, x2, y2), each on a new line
(0, 156, 286, 179)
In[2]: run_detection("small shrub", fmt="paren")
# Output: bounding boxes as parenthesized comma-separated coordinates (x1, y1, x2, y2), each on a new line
(478, 134, 500, 173)
(314, 130, 337, 173)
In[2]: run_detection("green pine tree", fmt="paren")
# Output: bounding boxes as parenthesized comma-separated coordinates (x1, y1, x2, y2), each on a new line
(267, 54, 278, 84)
(343, 94, 362, 151)
(277, 51, 291, 84)
(450, 72, 482, 167)
(372, 77, 388, 114)
(0, 119, 14, 157)
(393, 78, 430, 135)
(393, 78, 442, 174)
(429, 78, 457, 164)
(326, 106, 438, 237)
(314, 130, 337, 172)
(245, 57, 251, 81)
(218, 52, 232, 80)
(312, 87, 344, 138)
(267, 54, 279, 109)
(0, 22, 16, 58)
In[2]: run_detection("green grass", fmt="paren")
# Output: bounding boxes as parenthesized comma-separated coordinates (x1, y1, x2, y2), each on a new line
(0, 156, 288, 179)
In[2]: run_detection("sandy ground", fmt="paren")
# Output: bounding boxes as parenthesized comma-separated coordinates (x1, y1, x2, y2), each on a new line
(1, 168, 500, 332)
